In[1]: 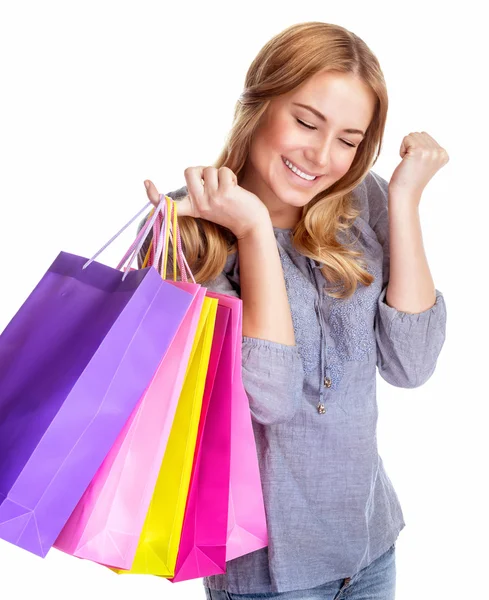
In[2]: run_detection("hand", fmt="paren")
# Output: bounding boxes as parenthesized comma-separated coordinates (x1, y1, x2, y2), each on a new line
(144, 166, 270, 239)
(388, 132, 449, 206)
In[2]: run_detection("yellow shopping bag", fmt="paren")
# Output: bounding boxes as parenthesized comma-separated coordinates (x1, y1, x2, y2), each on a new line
(114, 293, 218, 576)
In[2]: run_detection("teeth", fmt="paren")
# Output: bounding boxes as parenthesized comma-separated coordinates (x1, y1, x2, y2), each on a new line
(284, 158, 317, 181)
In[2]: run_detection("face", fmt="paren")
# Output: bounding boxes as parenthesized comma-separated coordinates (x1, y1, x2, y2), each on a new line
(240, 70, 377, 229)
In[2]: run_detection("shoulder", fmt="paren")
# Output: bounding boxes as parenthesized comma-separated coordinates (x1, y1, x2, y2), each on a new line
(351, 170, 389, 229)
(165, 185, 189, 201)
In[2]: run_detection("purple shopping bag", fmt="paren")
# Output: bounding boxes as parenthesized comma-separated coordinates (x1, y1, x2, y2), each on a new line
(0, 202, 195, 558)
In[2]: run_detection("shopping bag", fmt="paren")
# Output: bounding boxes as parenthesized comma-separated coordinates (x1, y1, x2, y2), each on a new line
(206, 292, 268, 561)
(114, 293, 218, 576)
(54, 199, 207, 569)
(168, 303, 233, 582)
(0, 200, 195, 557)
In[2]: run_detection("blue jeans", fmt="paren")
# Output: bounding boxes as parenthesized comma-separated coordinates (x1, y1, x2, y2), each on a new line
(204, 543, 396, 600)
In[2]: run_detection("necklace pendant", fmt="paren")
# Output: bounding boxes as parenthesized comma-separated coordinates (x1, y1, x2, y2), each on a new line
(317, 402, 326, 414)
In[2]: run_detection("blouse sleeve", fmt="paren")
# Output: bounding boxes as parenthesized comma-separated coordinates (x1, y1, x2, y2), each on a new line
(367, 171, 448, 388)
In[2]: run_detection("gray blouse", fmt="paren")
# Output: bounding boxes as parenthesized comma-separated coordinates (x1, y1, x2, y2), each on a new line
(152, 170, 447, 594)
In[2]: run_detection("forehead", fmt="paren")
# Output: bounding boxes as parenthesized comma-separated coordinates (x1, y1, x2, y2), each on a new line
(279, 70, 376, 125)
(293, 70, 370, 98)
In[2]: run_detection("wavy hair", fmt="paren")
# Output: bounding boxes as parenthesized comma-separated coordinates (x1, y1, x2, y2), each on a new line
(167, 21, 388, 299)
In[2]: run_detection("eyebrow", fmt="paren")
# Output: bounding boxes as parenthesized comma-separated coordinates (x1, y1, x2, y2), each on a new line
(292, 102, 366, 137)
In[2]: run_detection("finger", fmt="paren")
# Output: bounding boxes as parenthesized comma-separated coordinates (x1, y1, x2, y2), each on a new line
(144, 179, 161, 207)
(412, 131, 435, 150)
(420, 132, 439, 149)
(184, 166, 209, 212)
(202, 166, 219, 194)
(218, 166, 238, 188)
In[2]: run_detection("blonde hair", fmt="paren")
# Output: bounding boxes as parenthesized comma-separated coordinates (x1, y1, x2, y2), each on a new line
(176, 21, 388, 300)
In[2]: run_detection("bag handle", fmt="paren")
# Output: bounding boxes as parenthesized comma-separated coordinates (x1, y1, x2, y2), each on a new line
(82, 200, 164, 281)
(84, 197, 165, 280)
(83, 195, 195, 283)
(139, 196, 175, 280)
(140, 196, 195, 283)
(116, 202, 165, 276)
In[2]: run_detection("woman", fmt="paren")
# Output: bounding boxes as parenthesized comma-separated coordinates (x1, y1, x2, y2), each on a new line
(141, 21, 448, 600)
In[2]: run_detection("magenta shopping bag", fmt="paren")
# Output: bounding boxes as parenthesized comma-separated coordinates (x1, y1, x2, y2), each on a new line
(206, 292, 268, 561)
(169, 303, 232, 582)
(0, 202, 195, 558)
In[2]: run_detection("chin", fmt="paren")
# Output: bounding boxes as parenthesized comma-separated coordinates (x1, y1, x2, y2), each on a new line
(282, 196, 312, 208)
(272, 186, 318, 208)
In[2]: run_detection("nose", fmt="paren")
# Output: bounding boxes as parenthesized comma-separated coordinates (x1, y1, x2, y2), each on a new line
(307, 135, 333, 172)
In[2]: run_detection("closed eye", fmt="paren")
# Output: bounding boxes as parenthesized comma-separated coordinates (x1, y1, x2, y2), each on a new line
(296, 118, 317, 131)
(296, 119, 357, 148)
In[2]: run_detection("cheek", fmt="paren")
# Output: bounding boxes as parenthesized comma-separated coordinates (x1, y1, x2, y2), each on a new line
(262, 114, 295, 152)
(331, 153, 356, 177)
(249, 131, 285, 173)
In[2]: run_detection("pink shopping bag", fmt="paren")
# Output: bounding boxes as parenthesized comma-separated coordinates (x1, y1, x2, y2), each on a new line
(168, 292, 268, 582)
(169, 303, 233, 581)
(206, 291, 268, 562)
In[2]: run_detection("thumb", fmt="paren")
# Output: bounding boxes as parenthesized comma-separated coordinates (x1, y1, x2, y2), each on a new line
(175, 195, 196, 218)
(144, 180, 161, 207)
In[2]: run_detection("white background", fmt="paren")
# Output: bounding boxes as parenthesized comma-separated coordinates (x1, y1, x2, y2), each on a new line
(0, 1, 487, 599)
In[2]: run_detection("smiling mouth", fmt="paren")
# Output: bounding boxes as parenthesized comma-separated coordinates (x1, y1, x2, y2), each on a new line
(282, 157, 323, 181)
